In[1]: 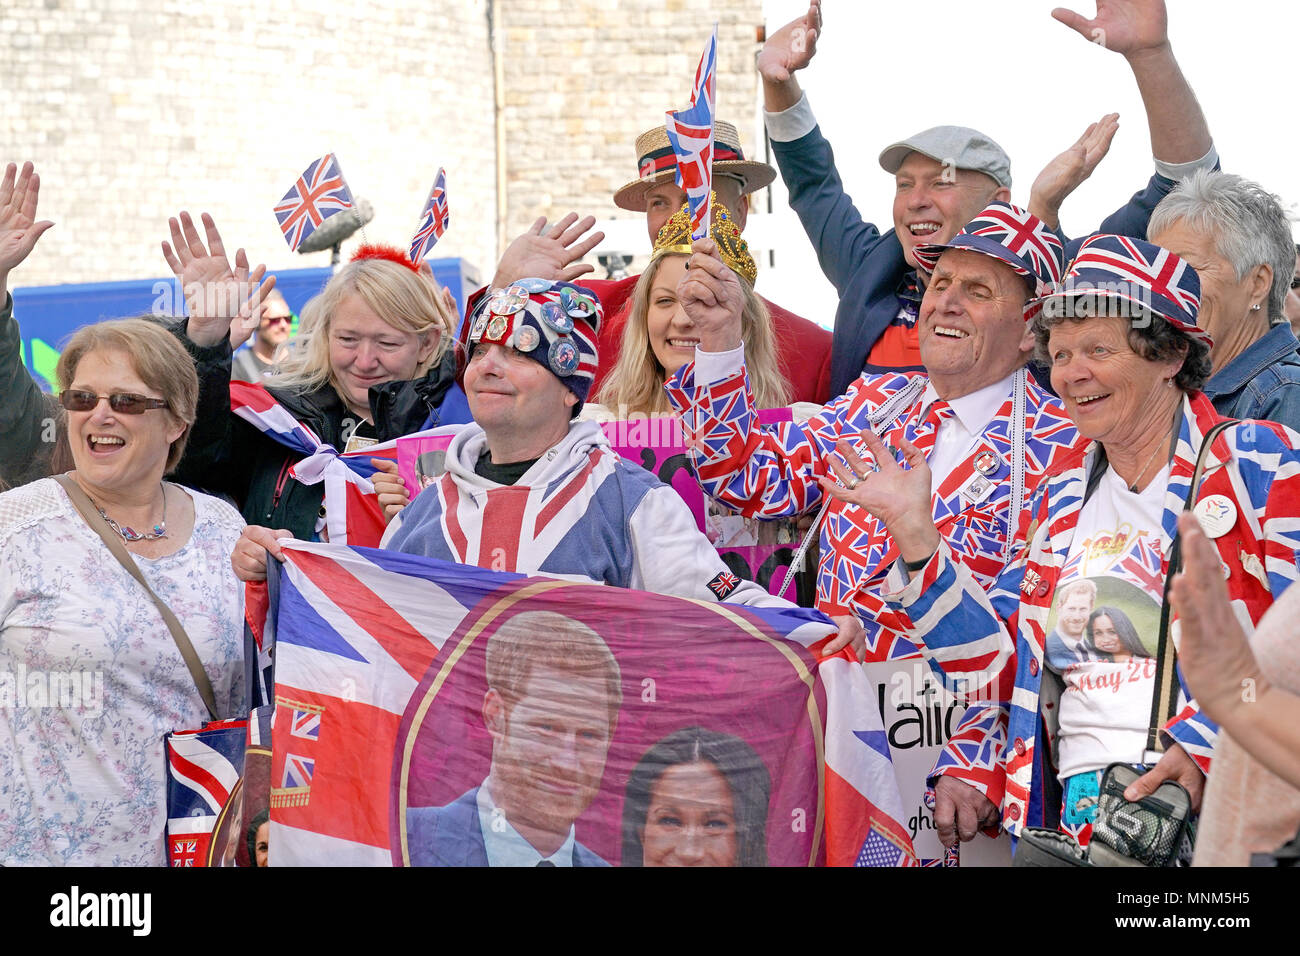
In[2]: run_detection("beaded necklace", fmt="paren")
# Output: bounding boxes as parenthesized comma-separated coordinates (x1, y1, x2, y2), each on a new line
(91, 482, 169, 541)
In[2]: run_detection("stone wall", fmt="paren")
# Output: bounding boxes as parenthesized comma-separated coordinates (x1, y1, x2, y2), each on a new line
(2, 0, 763, 289)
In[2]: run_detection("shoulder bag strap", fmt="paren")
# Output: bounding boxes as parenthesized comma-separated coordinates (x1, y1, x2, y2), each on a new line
(1146, 419, 1236, 753)
(54, 474, 219, 722)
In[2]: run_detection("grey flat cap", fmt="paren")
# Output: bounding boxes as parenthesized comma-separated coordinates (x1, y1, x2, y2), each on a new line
(878, 126, 1012, 188)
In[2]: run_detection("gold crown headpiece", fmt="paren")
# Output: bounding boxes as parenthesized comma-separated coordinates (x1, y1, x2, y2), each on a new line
(651, 192, 757, 285)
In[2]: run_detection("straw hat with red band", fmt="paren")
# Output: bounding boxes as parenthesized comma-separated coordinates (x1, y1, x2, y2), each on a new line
(1035, 234, 1210, 349)
(467, 279, 602, 403)
(612, 120, 776, 212)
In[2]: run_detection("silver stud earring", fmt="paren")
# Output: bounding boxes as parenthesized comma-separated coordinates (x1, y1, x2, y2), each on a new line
(1251, 304, 1262, 311)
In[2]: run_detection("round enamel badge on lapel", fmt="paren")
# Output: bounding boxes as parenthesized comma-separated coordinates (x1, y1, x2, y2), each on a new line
(1193, 494, 1237, 539)
(548, 338, 579, 375)
(974, 451, 999, 476)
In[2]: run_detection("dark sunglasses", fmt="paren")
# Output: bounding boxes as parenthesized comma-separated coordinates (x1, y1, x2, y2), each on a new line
(263, 313, 294, 325)
(1291, 275, 1300, 290)
(60, 389, 169, 415)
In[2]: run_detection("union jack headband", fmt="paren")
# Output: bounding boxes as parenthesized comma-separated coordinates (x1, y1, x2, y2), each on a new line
(913, 202, 1065, 304)
(467, 279, 601, 402)
(1036, 234, 1209, 349)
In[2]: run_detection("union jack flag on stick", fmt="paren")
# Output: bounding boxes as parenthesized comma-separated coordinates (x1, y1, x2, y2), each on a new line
(274, 153, 355, 252)
(665, 24, 717, 240)
(408, 167, 450, 264)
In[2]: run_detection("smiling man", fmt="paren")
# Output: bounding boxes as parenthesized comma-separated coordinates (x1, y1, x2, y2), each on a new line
(372, 280, 859, 650)
(665, 202, 1089, 849)
(407, 611, 622, 867)
(759, 0, 1219, 399)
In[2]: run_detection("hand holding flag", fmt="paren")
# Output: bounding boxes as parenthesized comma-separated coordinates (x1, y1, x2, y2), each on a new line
(664, 24, 717, 240)
(409, 167, 450, 265)
(274, 153, 355, 252)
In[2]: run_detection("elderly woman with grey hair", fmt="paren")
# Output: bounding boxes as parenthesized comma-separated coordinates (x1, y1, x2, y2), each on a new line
(1148, 169, 1300, 433)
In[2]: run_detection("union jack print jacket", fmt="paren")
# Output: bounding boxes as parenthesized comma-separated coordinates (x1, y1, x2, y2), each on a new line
(383, 418, 791, 609)
(665, 360, 1086, 803)
(881, 392, 1300, 836)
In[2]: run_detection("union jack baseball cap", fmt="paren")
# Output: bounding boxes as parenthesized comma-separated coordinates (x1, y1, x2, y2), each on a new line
(913, 202, 1065, 303)
(1036, 235, 1209, 349)
(467, 279, 602, 402)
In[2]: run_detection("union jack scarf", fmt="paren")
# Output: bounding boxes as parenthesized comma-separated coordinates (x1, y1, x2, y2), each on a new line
(228, 381, 463, 546)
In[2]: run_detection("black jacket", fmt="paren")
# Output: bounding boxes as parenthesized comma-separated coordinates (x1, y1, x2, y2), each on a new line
(173, 324, 467, 540)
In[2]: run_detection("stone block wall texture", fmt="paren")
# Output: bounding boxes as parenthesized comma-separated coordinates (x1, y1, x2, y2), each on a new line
(2, 0, 763, 289)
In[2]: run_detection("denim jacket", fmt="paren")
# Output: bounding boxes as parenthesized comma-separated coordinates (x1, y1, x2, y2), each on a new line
(1203, 322, 1300, 435)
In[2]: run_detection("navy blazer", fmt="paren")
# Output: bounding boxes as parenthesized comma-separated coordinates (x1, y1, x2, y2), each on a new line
(772, 124, 1190, 398)
(406, 787, 609, 867)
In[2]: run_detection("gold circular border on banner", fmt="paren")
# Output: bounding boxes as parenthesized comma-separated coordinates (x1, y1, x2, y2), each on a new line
(396, 579, 826, 867)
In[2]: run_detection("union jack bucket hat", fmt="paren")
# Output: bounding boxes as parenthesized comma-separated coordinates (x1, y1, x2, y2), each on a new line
(1036, 234, 1209, 349)
(913, 201, 1065, 306)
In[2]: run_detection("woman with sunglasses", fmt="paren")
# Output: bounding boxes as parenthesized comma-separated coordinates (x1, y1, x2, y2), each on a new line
(1148, 170, 1300, 434)
(0, 318, 245, 865)
(164, 212, 470, 542)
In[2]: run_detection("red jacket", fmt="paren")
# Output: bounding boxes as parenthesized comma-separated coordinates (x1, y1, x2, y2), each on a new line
(583, 274, 833, 406)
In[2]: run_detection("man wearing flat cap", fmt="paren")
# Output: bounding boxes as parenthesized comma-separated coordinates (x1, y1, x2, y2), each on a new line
(489, 121, 834, 406)
(759, 0, 1220, 399)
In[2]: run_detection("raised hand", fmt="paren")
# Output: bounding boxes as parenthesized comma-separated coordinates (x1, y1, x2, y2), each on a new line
(817, 428, 939, 565)
(677, 238, 745, 352)
(1028, 113, 1120, 229)
(161, 211, 276, 348)
(0, 161, 55, 294)
(490, 213, 605, 289)
(756, 0, 822, 84)
(1052, 0, 1169, 58)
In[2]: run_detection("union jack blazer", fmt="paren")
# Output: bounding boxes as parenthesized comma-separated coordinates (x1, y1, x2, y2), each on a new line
(882, 391, 1300, 836)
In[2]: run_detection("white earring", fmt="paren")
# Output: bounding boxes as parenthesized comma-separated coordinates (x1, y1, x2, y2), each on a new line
(1251, 304, 1262, 311)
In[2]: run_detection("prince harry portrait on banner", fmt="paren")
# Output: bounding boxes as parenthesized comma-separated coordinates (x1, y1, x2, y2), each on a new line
(406, 611, 622, 866)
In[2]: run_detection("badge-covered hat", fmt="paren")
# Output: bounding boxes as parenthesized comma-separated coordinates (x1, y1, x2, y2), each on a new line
(913, 201, 1065, 311)
(651, 193, 757, 285)
(1035, 234, 1209, 348)
(613, 120, 776, 212)
(878, 125, 1012, 189)
(467, 279, 602, 401)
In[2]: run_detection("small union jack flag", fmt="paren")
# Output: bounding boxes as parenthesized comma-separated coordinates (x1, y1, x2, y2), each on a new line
(291, 707, 322, 740)
(282, 753, 316, 789)
(409, 167, 449, 264)
(706, 569, 741, 599)
(274, 153, 355, 252)
(665, 24, 717, 240)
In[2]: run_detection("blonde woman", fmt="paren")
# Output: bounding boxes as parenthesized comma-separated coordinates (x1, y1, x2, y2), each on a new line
(594, 199, 792, 420)
(168, 213, 467, 540)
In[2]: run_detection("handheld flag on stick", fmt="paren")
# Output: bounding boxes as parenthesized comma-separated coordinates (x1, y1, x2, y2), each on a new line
(274, 153, 356, 252)
(664, 24, 717, 240)
(408, 167, 450, 265)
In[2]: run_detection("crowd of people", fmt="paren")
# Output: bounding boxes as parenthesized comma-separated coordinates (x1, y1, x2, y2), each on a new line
(1, 0, 1299, 867)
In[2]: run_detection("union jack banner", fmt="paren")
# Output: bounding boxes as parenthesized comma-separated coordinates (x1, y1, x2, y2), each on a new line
(164, 717, 247, 867)
(408, 167, 449, 264)
(273, 153, 355, 252)
(261, 542, 917, 866)
(228, 380, 464, 546)
(665, 24, 717, 240)
(1045, 234, 1207, 347)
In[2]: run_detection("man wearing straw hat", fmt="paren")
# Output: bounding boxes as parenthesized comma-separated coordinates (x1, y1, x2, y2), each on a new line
(490, 120, 834, 406)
